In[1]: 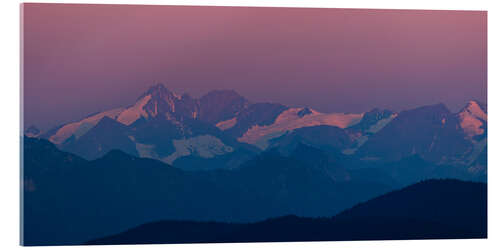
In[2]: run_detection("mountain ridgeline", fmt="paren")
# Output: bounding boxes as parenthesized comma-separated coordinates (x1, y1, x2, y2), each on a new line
(23, 136, 486, 245)
(23, 137, 393, 245)
(26, 84, 486, 174)
(22, 84, 487, 245)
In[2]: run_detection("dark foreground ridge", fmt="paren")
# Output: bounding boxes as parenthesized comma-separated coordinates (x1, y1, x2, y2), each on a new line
(87, 179, 487, 245)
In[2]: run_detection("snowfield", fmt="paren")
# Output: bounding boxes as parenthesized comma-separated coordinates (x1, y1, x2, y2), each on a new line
(116, 95, 152, 125)
(162, 135, 234, 164)
(238, 108, 364, 149)
(216, 117, 238, 130)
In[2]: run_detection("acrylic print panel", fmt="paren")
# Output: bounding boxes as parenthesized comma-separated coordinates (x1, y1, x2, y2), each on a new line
(21, 3, 487, 246)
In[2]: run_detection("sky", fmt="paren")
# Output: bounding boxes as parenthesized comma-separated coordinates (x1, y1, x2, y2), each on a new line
(22, 4, 487, 130)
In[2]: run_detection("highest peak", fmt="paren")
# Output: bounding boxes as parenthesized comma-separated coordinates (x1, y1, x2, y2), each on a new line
(138, 83, 180, 100)
(145, 83, 170, 94)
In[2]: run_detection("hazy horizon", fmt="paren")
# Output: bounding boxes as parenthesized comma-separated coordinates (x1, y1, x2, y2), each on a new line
(22, 4, 487, 130)
(23, 82, 484, 131)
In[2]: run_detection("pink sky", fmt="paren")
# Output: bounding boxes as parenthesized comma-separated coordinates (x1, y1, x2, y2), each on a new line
(22, 4, 486, 130)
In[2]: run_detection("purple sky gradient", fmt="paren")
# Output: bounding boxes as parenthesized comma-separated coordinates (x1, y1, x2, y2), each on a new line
(22, 4, 487, 130)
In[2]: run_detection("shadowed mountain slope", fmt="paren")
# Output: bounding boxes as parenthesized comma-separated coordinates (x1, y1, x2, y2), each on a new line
(87, 179, 486, 245)
(22, 137, 391, 246)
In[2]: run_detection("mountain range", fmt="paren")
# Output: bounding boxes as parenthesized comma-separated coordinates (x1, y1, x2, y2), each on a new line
(26, 83, 487, 175)
(23, 137, 393, 245)
(23, 135, 485, 245)
(22, 83, 487, 245)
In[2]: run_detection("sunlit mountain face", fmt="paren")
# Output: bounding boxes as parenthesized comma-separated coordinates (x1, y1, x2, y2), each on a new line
(27, 83, 486, 174)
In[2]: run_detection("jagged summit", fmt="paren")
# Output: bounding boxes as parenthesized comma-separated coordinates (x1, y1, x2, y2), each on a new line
(460, 100, 487, 117)
(127, 83, 199, 122)
(42, 83, 487, 169)
(144, 83, 169, 94)
(138, 83, 181, 100)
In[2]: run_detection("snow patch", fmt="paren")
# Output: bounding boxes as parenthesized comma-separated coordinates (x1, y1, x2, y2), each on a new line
(342, 114, 397, 155)
(116, 95, 152, 125)
(128, 136, 158, 159)
(253, 131, 287, 150)
(216, 117, 237, 131)
(162, 135, 234, 164)
(136, 143, 158, 159)
(238, 108, 363, 148)
(49, 108, 124, 144)
(467, 101, 487, 120)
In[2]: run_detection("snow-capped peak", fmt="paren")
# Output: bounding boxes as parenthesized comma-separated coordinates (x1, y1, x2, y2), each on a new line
(139, 83, 181, 103)
(143, 83, 170, 95)
(238, 107, 364, 149)
(48, 84, 195, 145)
(458, 100, 487, 139)
(130, 83, 190, 121)
(462, 100, 487, 120)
